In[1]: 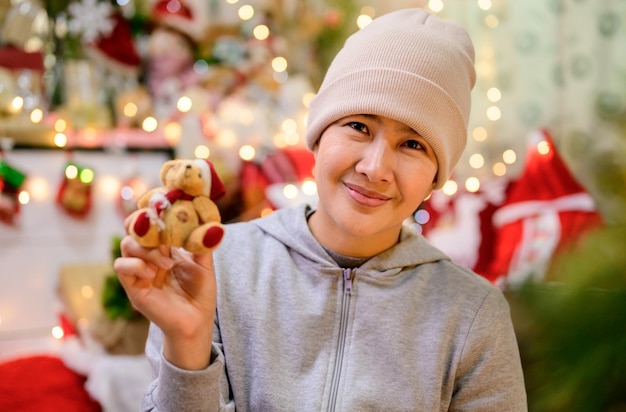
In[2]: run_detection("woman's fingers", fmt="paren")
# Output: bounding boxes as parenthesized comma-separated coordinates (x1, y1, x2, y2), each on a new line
(119, 236, 174, 269)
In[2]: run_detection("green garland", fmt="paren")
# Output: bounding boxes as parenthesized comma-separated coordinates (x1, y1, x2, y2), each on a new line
(509, 224, 626, 411)
(102, 235, 143, 320)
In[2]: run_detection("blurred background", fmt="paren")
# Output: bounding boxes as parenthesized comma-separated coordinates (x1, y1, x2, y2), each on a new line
(0, 0, 624, 411)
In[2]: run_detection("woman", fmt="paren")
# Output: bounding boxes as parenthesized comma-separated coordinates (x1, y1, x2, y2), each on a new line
(115, 8, 527, 411)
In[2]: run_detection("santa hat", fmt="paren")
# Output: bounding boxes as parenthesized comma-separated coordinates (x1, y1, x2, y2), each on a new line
(152, 0, 198, 40)
(86, 13, 141, 76)
(194, 159, 226, 201)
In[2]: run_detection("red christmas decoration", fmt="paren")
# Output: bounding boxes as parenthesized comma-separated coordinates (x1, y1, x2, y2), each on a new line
(56, 161, 95, 218)
(0, 157, 27, 225)
(485, 129, 604, 286)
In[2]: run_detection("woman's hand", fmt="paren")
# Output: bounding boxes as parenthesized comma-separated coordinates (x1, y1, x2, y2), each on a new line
(114, 234, 217, 370)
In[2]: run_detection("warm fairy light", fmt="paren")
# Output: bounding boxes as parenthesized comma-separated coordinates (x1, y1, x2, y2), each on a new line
(123, 102, 137, 117)
(442, 180, 458, 196)
(493, 162, 507, 176)
(164, 121, 182, 145)
(537, 140, 551, 155)
(302, 92, 315, 108)
(79, 168, 95, 184)
(238, 4, 254, 20)
(194, 145, 210, 159)
(273, 132, 288, 148)
(487, 87, 501, 102)
(216, 129, 236, 147)
(481, 45, 495, 59)
(81, 285, 94, 299)
(485, 14, 499, 28)
(472, 126, 487, 142)
(26, 176, 48, 201)
(54, 132, 67, 147)
(82, 127, 98, 142)
(51, 326, 64, 339)
(9, 96, 23, 113)
(225, 0, 238, 4)
(142, 116, 158, 132)
(302, 179, 317, 196)
(18, 190, 30, 205)
(357, 14, 373, 29)
(469, 153, 485, 169)
(486, 106, 501, 121)
(283, 184, 298, 199)
(284, 132, 300, 146)
(477, 0, 492, 11)
(428, 0, 444, 12)
(502, 149, 517, 164)
(253, 24, 270, 40)
(239, 145, 256, 161)
(260, 207, 273, 217)
(65, 164, 78, 179)
(281, 118, 297, 133)
(30, 108, 43, 123)
(465, 177, 481, 193)
(177, 96, 192, 112)
(99, 176, 120, 198)
(272, 57, 288, 73)
(54, 118, 67, 132)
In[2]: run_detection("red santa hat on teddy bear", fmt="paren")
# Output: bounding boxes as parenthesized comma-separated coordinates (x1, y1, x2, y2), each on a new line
(195, 159, 226, 201)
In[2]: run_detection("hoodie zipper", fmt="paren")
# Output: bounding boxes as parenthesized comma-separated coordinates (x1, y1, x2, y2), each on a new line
(327, 268, 353, 412)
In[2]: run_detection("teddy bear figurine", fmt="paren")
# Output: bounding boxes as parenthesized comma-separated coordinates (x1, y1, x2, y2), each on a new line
(128, 158, 226, 254)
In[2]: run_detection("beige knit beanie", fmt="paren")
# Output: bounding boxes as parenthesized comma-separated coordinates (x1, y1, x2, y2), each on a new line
(305, 8, 476, 189)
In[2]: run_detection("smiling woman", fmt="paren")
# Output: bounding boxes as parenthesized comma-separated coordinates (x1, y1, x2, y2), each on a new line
(308, 114, 438, 258)
(114, 8, 528, 411)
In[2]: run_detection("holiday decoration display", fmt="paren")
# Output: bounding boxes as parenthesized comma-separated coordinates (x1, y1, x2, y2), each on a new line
(0, 156, 27, 225)
(128, 158, 226, 257)
(56, 161, 95, 217)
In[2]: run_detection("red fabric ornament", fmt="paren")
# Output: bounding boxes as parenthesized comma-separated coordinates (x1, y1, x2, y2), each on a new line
(239, 147, 315, 214)
(0, 158, 27, 225)
(153, 0, 193, 22)
(85, 13, 141, 75)
(485, 129, 604, 286)
(0, 356, 101, 411)
(420, 178, 509, 275)
(56, 162, 94, 218)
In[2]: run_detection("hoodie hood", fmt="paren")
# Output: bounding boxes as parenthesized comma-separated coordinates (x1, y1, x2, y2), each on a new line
(251, 204, 450, 274)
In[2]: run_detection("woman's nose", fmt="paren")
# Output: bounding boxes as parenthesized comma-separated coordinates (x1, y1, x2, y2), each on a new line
(354, 138, 394, 182)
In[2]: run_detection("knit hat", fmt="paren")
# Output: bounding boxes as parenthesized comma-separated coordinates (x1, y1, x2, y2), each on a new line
(305, 8, 476, 189)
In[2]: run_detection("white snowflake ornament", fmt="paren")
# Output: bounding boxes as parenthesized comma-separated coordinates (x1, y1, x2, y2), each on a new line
(67, 0, 115, 43)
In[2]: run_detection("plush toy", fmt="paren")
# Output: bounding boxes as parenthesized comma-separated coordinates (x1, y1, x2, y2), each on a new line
(128, 158, 226, 254)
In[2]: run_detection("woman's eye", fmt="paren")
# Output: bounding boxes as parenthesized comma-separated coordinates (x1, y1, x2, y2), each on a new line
(403, 140, 424, 150)
(348, 122, 369, 134)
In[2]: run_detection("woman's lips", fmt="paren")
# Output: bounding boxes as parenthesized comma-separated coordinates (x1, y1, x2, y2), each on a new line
(345, 183, 391, 207)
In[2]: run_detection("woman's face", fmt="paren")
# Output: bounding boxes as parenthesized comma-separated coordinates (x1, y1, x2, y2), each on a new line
(309, 114, 438, 257)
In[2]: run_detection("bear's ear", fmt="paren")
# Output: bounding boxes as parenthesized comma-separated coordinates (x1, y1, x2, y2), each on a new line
(159, 160, 178, 183)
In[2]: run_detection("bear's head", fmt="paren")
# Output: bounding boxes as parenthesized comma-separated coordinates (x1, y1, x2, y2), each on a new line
(160, 159, 226, 201)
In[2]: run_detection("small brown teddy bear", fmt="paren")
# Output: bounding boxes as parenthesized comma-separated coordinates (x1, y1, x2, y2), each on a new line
(128, 158, 226, 254)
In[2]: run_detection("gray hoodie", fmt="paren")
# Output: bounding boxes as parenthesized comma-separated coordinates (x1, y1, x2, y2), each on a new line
(143, 205, 527, 411)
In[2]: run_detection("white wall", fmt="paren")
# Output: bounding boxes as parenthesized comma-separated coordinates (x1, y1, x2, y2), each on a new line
(0, 149, 170, 360)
